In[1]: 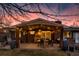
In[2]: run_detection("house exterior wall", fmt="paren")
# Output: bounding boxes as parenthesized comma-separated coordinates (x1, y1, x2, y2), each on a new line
(63, 27, 79, 49)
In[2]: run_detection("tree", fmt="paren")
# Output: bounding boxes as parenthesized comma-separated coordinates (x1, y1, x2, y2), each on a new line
(0, 3, 79, 26)
(0, 3, 56, 26)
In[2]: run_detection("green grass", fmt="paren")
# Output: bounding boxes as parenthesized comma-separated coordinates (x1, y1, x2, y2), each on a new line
(0, 49, 67, 56)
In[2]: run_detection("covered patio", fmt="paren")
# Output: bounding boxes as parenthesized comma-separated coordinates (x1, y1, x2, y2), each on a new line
(15, 18, 63, 48)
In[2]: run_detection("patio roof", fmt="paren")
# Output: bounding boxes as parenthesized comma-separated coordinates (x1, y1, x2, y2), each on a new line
(16, 18, 63, 27)
(64, 26, 79, 31)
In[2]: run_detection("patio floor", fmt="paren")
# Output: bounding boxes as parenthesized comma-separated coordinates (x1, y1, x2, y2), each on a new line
(20, 43, 60, 49)
(0, 43, 60, 49)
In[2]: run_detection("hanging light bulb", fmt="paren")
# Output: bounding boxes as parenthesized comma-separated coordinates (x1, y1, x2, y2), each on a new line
(30, 31, 35, 34)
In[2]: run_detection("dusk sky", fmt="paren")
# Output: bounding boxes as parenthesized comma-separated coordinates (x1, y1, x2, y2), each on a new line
(1, 3, 79, 27)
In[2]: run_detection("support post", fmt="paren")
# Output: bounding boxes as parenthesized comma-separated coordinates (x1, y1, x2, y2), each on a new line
(60, 27, 63, 48)
(16, 28, 20, 48)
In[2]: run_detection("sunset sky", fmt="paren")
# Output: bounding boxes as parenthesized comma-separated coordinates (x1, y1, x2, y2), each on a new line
(0, 3, 79, 27)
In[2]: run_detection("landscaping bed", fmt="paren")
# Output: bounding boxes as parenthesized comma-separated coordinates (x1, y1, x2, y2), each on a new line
(0, 49, 66, 56)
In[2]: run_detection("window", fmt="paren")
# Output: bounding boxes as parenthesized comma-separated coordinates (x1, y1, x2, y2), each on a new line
(73, 32, 79, 43)
(63, 32, 72, 38)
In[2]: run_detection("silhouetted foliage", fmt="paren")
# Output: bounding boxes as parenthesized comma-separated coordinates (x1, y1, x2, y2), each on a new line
(0, 3, 79, 26)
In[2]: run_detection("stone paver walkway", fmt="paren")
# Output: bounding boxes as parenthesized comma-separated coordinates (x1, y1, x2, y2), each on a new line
(20, 43, 60, 50)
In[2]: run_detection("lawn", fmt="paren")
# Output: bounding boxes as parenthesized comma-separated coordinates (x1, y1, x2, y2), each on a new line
(0, 49, 67, 56)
